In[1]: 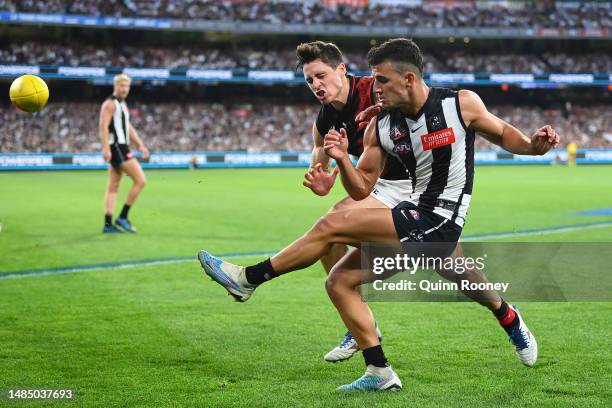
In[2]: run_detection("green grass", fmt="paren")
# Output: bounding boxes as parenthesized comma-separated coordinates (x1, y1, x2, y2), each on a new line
(0, 166, 611, 407)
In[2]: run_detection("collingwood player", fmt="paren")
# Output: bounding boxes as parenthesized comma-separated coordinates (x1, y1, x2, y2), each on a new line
(297, 41, 411, 363)
(198, 39, 559, 391)
(99, 74, 149, 233)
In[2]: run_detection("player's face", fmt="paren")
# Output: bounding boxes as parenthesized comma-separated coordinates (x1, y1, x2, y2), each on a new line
(372, 61, 412, 109)
(302, 60, 346, 104)
(114, 80, 131, 100)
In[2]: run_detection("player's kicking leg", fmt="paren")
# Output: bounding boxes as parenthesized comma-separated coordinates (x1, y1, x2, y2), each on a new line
(198, 207, 399, 301)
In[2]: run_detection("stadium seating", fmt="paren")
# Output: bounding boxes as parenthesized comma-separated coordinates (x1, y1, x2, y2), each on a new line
(1, 0, 609, 30)
(1, 42, 610, 73)
(1, 102, 610, 153)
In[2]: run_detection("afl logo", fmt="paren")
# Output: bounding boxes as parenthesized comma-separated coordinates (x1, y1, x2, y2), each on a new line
(393, 142, 411, 154)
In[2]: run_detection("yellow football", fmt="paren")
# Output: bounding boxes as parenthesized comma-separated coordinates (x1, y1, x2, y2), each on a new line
(9, 74, 49, 113)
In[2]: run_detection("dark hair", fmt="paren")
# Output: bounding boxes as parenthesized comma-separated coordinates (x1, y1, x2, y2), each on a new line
(296, 41, 344, 69)
(367, 38, 424, 75)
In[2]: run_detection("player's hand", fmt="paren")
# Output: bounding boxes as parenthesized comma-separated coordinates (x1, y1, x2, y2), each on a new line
(102, 146, 111, 162)
(531, 125, 559, 155)
(323, 128, 349, 161)
(303, 163, 339, 196)
(356, 102, 382, 131)
(140, 145, 150, 160)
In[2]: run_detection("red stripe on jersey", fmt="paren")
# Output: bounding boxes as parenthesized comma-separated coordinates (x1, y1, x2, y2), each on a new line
(355, 76, 375, 119)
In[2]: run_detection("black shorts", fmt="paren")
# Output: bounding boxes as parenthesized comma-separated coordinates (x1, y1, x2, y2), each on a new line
(109, 144, 133, 168)
(391, 201, 462, 257)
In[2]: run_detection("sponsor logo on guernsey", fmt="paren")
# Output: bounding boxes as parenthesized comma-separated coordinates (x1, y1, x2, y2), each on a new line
(421, 127, 456, 151)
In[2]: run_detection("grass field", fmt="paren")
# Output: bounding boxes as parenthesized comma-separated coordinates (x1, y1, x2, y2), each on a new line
(1, 166, 611, 407)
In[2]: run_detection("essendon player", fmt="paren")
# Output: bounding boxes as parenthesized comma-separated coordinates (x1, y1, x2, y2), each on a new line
(99, 74, 149, 233)
(296, 41, 411, 362)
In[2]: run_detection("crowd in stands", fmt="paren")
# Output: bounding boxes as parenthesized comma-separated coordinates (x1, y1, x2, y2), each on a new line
(1, 1, 609, 30)
(2, 42, 610, 73)
(1, 102, 610, 154)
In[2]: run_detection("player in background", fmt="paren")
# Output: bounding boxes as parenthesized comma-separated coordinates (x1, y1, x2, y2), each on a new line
(297, 41, 412, 362)
(198, 38, 559, 391)
(99, 74, 149, 233)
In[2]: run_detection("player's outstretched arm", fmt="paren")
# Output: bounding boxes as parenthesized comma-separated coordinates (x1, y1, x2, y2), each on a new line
(129, 124, 149, 159)
(99, 100, 115, 162)
(303, 122, 337, 196)
(324, 118, 385, 200)
(459, 90, 559, 155)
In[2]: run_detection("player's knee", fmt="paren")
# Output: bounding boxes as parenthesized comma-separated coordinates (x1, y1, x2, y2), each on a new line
(325, 269, 351, 297)
(330, 200, 348, 213)
(136, 176, 147, 189)
(108, 182, 120, 193)
(325, 274, 341, 297)
(311, 214, 336, 238)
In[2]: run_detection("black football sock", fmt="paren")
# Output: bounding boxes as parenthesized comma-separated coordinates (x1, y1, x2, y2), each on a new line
(119, 204, 131, 219)
(104, 214, 112, 227)
(245, 258, 278, 286)
(362, 344, 388, 368)
(493, 300, 519, 333)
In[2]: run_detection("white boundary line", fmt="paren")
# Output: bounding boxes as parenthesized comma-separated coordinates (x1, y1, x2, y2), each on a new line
(2, 221, 612, 280)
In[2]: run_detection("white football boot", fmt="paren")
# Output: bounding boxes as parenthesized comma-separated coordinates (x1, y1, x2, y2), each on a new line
(324, 326, 382, 363)
(198, 250, 255, 302)
(507, 305, 538, 367)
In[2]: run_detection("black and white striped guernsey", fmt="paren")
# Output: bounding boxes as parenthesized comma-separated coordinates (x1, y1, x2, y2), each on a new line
(375, 87, 475, 227)
(107, 95, 130, 146)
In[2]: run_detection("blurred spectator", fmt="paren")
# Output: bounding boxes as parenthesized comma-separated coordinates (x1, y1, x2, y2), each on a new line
(1, 0, 609, 30)
(1, 102, 610, 153)
(1, 41, 610, 73)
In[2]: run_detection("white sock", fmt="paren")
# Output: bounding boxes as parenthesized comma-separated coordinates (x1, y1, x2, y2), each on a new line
(366, 364, 393, 378)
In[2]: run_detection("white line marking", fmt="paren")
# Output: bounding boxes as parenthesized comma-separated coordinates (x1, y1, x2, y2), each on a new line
(461, 221, 612, 241)
(2, 221, 612, 279)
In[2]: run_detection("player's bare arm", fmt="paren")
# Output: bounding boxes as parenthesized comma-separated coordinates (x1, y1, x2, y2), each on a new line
(129, 124, 149, 159)
(459, 90, 560, 155)
(303, 121, 339, 196)
(99, 100, 115, 162)
(311, 122, 330, 168)
(324, 118, 385, 200)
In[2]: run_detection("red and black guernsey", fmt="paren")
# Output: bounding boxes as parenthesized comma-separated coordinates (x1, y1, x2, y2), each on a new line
(315, 74, 408, 181)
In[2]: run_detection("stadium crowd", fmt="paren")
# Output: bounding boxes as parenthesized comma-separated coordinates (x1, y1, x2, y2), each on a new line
(0, 0, 609, 30)
(2, 42, 610, 73)
(1, 102, 610, 153)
